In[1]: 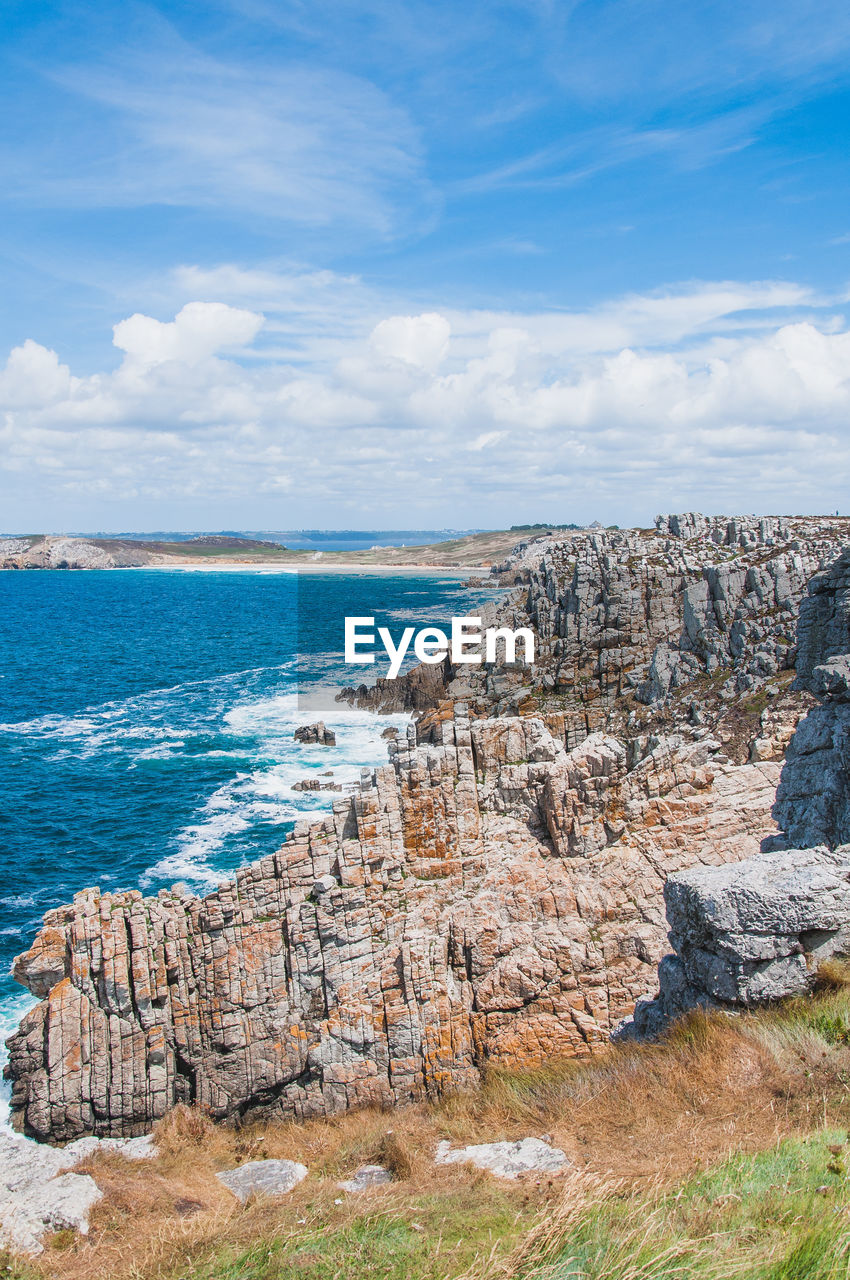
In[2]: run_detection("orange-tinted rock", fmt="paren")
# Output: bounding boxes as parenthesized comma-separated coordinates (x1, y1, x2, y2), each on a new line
(6, 707, 780, 1141)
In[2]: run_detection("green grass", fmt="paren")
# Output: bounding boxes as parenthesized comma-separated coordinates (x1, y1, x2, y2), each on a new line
(492, 1132, 850, 1280)
(170, 1188, 524, 1280)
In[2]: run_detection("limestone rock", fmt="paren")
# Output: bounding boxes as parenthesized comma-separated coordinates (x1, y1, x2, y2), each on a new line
(773, 549, 850, 849)
(794, 549, 850, 692)
(216, 1159, 308, 1203)
(435, 1137, 568, 1178)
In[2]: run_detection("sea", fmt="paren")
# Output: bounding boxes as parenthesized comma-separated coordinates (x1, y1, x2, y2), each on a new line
(0, 567, 498, 1104)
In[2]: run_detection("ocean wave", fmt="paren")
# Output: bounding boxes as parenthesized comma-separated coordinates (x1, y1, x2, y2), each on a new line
(0, 661, 297, 739)
(0, 990, 38, 1127)
(138, 699, 409, 893)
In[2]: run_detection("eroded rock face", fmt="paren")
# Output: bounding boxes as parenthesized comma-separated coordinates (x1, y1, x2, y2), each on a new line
(773, 550, 850, 850)
(345, 514, 848, 737)
(5, 708, 781, 1142)
(631, 546, 850, 1036)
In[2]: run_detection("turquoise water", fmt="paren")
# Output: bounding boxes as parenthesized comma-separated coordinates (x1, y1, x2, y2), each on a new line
(0, 568, 493, 1056)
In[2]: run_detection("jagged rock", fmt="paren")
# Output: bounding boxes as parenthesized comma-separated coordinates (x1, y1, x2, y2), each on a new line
(292, 779, 342, 791)
(631, 846, 850, 1035)
(655, 513, 793, 548)
(6, 700, 783, 1140)
(294, 722, 336, 746)
(348, 515, 847, 732)
(341, 657, 451, 715)
(794, 549, 850, 690)
(337, 1164, 392, 1192)
(434, 1137, 568, 1178)
(216, 1159, 308, 1203)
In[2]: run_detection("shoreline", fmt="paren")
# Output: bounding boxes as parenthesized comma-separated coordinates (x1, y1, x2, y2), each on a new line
(120, 561, 496, 576)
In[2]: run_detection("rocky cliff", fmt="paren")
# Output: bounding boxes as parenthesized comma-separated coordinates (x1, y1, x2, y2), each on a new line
(7, 704, 784, 1141)
(346, 514, 847, 747)
(7, 514, 850, 1142)
(0, 537, 155, 570)
(771, 548, 850, 850)
(631, 547, 850, 1035)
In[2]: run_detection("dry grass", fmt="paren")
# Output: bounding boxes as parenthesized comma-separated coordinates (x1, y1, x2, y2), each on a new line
(7, 977, 850, 1280)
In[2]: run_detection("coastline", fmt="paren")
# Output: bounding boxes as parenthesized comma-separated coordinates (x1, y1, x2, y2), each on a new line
(127, 561, 494, 575)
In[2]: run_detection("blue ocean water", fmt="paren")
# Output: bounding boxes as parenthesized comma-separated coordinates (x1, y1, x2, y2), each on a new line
(0, 568, 496, 1068)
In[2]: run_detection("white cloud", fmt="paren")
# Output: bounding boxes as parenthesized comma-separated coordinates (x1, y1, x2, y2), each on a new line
(0, 340, 72, 409)
(113, 302, 264, 368)
(370, 313, 451, 369)
(2, 278, 850, 526)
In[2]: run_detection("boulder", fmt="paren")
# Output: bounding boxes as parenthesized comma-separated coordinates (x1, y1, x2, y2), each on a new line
(435, 1137, 568, 1179)
(631, 846, 850, 1034)
(216, 1159, 308, 1204)
(0, 1128, 153, 1255)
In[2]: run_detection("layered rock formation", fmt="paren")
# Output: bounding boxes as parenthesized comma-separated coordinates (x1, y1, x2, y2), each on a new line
(771, 549, 850, 850)
(7, 514, 850, 1142)
(346, 514, 848, 740)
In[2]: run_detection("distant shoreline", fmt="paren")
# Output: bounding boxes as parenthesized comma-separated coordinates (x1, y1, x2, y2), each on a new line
(125, 561, 495, 576)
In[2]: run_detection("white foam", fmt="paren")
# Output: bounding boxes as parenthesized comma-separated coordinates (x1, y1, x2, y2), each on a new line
(141, 693, 410, 892)
(0, 991, 37, 1129)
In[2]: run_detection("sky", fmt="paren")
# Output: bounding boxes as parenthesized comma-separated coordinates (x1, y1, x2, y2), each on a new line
(2, 0, 850, 532)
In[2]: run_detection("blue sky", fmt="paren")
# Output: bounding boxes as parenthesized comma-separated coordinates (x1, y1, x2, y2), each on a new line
(2, 0, 850, 530)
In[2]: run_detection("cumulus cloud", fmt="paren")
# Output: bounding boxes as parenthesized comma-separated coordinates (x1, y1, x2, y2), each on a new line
(2, 278, 850, 526)
(370, 313, 451, 370)
(113, 302, 264, 368)
(0, 340, 72, 409)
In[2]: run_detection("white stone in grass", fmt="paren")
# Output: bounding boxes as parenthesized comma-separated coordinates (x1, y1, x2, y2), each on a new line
(435, 1137, 568, 1179)
(216, 1158, 308, 1204)
(0, 1127, 155, 1255)
(337, 1164, 393, 1193)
